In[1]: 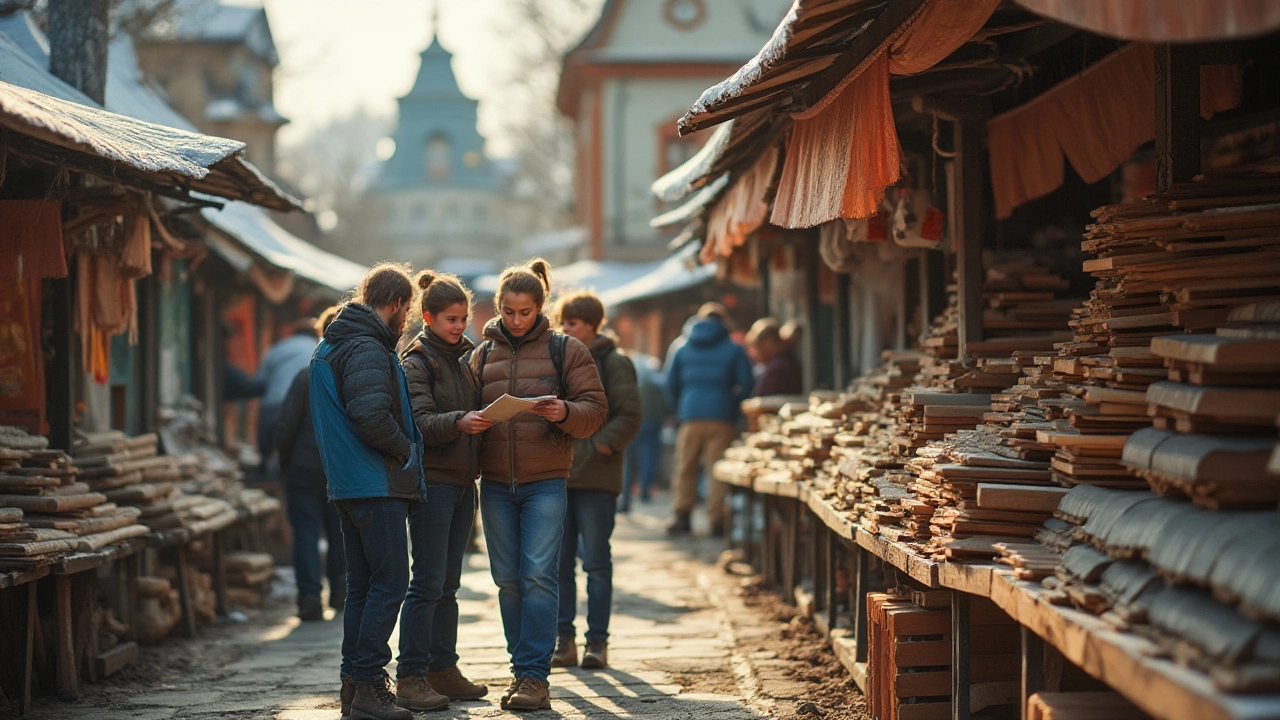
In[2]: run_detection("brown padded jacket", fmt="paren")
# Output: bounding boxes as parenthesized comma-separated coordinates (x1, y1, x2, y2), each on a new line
(471, 316, 608, 485)
(401, 329, 480, 486)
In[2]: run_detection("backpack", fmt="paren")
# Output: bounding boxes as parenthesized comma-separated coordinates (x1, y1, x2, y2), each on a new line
(472, 332, 569, 398)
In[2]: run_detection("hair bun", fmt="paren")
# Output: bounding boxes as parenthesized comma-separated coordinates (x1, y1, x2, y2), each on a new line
(416, 270, 436, 291)
(528, 258, 552, 291)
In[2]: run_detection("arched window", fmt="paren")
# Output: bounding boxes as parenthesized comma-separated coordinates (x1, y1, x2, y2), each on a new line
(426, 135, 450, 181)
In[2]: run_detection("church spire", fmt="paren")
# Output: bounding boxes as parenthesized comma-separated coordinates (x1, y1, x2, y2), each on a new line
(428, 0, 439, 45)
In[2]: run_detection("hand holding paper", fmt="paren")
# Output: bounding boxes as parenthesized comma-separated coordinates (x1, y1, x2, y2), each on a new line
(479, 394, 559, 422)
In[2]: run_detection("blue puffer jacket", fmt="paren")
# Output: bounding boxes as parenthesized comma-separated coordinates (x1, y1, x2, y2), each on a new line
(309, 303, 424, 502)
(665, 318, 754, 423)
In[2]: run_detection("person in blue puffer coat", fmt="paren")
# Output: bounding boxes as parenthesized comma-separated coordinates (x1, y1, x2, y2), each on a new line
(664, 302, 753, 537)
(310, 263, 424, 720)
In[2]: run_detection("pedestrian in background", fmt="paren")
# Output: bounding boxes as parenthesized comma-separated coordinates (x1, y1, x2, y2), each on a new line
(551, 291, 642, 671)
(275, 306, 345, 622)
(619, 350, 666, 511)
(310, 264, 423, 720)
(745, 318, 804, 396)
(664, 302, 753, 538)
(470, 259, 607, 712)
(256, 317, 318, 462)
(395, 270, 491, 712)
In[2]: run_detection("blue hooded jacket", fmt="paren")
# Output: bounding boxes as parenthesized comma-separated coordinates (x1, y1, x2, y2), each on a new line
(665, 318, 754, 423)
(309, 303, 425, 502)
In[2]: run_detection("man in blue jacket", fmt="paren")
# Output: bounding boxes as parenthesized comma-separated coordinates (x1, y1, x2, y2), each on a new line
(665, 303, 753, 537)
(310, 264, 423, 720)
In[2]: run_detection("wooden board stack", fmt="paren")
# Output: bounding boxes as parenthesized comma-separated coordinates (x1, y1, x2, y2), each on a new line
(1047, 485, 1280, 693)
(1025, 692, 1148, 719)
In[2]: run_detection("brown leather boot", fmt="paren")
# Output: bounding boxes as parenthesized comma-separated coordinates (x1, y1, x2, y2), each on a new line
(351, 678, 412, 720)
(394, 674, 449, 711)
(580, 639, 608, 669)
(340, 677, 355, 720)
(507, 677, 552, 711)
(426, 666, 487, 701)
(499, 677, 521, 710)
(550, 633, 578, 668)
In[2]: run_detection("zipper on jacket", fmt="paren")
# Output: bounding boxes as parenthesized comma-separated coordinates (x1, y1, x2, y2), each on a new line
(508, 341, 519, 495)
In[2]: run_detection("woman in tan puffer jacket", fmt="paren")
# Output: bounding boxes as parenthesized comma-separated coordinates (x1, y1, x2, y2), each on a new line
(469, 258, 607, 711)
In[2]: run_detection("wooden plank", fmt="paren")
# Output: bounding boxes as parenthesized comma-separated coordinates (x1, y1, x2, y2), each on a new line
(977, 485, 1068, 513)
(55, 574, 77, 699)
(94, 641, 137, 677)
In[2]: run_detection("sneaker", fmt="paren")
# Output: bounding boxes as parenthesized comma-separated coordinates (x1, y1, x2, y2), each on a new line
(394, 673, 449, 711)
(550, 633, 578, 668)
(666, 513, 692, 537)
(298, 596, 324, 622)
(426, 666, 487, 701)
(340, 677, 355, 720)
(507, 677, 552, 711)
(351, 677, 412, 720)
(581, 639, 608, 669)
(499, 677, 521, 710)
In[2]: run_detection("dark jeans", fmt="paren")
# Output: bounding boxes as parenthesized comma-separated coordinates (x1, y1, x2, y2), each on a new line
(284, 476, 345, 603)
(397, 482, 476, 677)
(557, 489, 615, 642)
(621, 419, 662, 509)
(480, 478, 566, 683)
(336, 497, 410, 683)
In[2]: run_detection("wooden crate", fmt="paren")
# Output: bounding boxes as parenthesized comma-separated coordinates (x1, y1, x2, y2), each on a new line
(867, 592, 1020, 720)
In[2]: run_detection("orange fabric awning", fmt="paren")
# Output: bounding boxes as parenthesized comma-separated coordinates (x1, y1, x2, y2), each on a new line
(988, 44, 1244, 218)
(1015, 0, 1280, 42)
(703, 144, 778, 263)
(770, 0, 1002, 229)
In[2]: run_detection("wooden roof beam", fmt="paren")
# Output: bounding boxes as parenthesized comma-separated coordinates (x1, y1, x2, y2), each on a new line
(801, 0, 928, 107)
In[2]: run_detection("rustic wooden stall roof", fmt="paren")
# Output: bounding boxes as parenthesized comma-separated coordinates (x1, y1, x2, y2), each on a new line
(0, 79, 300, 212)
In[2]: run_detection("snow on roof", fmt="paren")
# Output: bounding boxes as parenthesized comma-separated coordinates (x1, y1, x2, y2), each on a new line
(651, 174, 729, 229)
(685, 1, 803, 122)
(599, 244, 715, 309)
(202, 200, 366, 294)
(651, 121, 734, 203)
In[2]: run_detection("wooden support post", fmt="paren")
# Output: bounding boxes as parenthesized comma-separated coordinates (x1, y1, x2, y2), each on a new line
(1020, 625, 1046, 720)
(212, 530, 228, 617)
(55, 574, 77, 699)
(1154, 44, 1201, 193)
(0, 582, 39, 714)
(854, 546, 870, 664)
(951, 591, 972, 720)
(810, 511, 822, 615)
(174, 546, 198, 638)
(826, 530, 840, 631)
(23, 581, 35, 712)
(951, 121, 985, 358)
(123, 552, 139, 641)
(784, 499, 800, 597)
(835, 272, 852, 388)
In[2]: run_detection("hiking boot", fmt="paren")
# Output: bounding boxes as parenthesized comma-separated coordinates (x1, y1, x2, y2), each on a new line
(666, 513, 692, 537)
(580, 639, 608, 669)
(550, 633, 578, 667)
(340, 677, 355, 720)
(298, 595, 324, 622)
(426, 666, 487, 701)
(499, 677, 521, 710)
(351, 678, 412, 720)
(394, 673, 449, 711)
(507, 677, 552, 711)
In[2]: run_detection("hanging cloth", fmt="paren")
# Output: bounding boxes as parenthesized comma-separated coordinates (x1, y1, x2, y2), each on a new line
(0, 200, 68, 283)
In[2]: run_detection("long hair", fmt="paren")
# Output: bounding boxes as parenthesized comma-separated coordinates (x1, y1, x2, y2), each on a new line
(356, 262, 414, 308)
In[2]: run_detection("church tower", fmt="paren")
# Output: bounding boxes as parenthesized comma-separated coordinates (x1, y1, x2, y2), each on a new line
(370, 8, 513, 275)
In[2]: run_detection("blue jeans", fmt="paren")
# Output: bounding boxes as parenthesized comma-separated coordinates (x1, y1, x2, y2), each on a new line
(480, 478, 566, 683)
(336, 497, 410, 683)
(621, 419, 662, 509)
(557, 489, 615, 642)
(397, 482, 476, 677)
(284, 475, 345, 603)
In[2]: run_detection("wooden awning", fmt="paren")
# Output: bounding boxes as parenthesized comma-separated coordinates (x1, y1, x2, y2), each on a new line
(1014, 0, 1280, 42)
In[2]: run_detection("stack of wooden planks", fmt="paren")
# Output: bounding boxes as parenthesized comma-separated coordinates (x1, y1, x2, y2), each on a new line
(0, 427, 148, 567)
(1048, 485, 1280, 693)
(1026, 692, 1149, 719)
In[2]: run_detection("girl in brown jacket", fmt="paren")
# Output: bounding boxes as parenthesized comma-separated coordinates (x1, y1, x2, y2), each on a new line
(470, 259, 607, 711)
(394, 271, 491, 711)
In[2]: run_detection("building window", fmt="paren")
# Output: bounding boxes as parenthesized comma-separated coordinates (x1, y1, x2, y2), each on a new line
(426, 135, 450, 181)
(664, 136, 700, 176)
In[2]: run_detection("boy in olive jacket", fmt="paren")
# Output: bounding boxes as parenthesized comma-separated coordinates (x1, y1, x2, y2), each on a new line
(549, 292, 642, 670)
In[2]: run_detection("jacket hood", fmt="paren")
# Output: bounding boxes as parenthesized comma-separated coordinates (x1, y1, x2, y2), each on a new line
(325, 303, 398, 350)
(482, 314, 550, 347)
(410, 327, 475, 361)
(688, 318, 729, 346)
(588, 333, 618, 360)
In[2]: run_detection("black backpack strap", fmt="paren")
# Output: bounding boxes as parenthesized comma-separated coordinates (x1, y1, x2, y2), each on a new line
(401, 343, 440, 387)
(549, 333, 567, 398)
